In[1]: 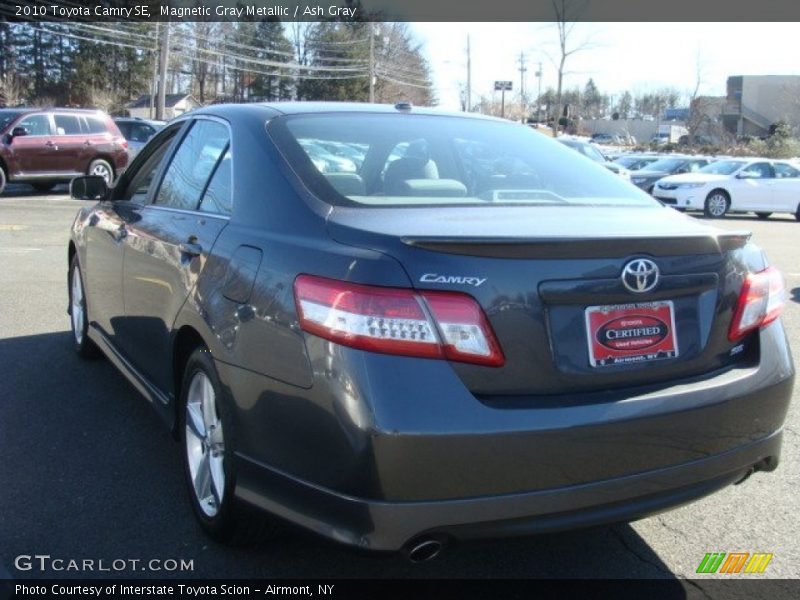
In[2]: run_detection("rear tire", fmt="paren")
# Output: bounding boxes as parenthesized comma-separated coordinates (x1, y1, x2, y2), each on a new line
(32, 181, 57, 193)
(180, 348, 279, 545)
(0, 166, 6, 195)
(795, 204, 800, 222)
(87, 159, 114, 185)
(704, 190, 729, 218)
(755, 212, 772, 220)
(68, 256, 101, 359)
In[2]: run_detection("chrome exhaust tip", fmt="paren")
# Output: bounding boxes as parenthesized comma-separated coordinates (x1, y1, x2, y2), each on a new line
(405, 537, 446, 563)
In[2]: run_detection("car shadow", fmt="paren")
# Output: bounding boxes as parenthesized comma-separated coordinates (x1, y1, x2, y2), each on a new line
(0, 331, 682, 582)
(0, 183, 70, 197)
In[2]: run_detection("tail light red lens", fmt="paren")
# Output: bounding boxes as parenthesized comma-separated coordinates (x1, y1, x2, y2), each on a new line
(294, 275, 505, 367)
(728, 267, 785, 341)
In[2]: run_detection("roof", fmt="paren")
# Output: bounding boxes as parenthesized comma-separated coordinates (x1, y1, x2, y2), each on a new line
(127, 94, 196, 109)
(0, 107, 107, 115)
(190, 101, 505, 123)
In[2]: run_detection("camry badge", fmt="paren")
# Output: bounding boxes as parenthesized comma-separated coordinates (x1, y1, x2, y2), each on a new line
(621, 258, 660, 293)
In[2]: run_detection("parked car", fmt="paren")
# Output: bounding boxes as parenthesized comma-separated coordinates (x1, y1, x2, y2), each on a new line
(558, 137, 631, 179)
(653, 158, 800, 219)
(590, 133, 620, 145)
(613, 154, 660, 171)
(630, 156, 712, 193)
(114, 117, 166, 159)
(0, 108, 128, 194)
(67, 103, 793, 560)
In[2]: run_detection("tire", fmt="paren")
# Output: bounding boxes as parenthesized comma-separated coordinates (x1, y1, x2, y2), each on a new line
(755, 212, 772, 220)
(704, 190, 730, 218)
(68, 256, 101, 359)
(32, 181, 57, 193)
(795, 204, 800, 222)
(0, 166, 6, 195)
(179, 347, 278, 545)
(87, 159, 114, 185)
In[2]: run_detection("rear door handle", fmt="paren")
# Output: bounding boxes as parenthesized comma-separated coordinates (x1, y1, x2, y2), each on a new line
(179, 242, 203, 257)
(45, 140, 58, 149)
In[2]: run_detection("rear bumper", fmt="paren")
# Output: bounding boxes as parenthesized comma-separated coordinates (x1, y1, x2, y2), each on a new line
(222, 322, 793, 551)
(235, 430, 782, 552)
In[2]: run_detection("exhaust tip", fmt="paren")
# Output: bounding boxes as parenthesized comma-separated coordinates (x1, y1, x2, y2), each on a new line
(405, 538, 445, 563)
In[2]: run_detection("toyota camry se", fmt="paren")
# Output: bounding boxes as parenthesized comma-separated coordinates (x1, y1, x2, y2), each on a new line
(67, 103, 794, 561)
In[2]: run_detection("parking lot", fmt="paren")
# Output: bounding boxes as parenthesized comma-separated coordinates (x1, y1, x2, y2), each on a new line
(1, 186, 798, 584)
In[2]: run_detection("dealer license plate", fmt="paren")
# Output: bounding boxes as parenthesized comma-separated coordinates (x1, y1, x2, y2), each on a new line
(585, 301, 679, 367)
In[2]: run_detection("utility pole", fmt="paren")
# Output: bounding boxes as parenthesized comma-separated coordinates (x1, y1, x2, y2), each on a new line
(368, 22, 375, 103)
(536, 62, 543, 123)
(156, 22, 170, 120)
(517, 52, 527, 122)
(149, 22, 159, 119)
(466, 34, 471, 112)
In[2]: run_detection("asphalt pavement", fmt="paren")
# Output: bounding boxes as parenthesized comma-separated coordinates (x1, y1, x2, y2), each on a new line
(1, 186, 798, 588)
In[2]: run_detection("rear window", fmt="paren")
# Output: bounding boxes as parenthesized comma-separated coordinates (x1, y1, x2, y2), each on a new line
(271, 114, 654, 208)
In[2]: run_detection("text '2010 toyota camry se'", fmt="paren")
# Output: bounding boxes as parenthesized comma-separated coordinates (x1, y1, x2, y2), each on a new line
(67, 103, 794, 560)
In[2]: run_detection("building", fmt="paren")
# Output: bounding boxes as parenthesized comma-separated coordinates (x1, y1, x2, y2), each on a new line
(126, 93, 200, 120)
(722, 75, 800, 137)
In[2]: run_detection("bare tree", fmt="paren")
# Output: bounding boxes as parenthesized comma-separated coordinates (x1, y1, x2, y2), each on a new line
(550, 0, 591, 137)
(0, 74, 26, 107)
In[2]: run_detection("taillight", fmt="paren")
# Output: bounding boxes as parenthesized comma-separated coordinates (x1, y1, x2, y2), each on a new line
(728, 267, 785, 341)
(294, 275, 505, 367)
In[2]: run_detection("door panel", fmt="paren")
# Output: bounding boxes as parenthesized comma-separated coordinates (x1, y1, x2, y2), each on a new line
(9, 113, 60, 174)
(52, 114, 87, 173)
(83, 202, 129, 340)
(119, 117, 231, 394)
(730, 163, 774, 210)
(120, 210, 227, 392)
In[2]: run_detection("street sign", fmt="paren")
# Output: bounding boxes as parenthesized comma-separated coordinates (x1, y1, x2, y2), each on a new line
(494, 81, 513, 91)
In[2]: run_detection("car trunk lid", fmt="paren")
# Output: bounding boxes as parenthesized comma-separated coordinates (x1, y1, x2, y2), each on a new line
(326, 204, 753, 397)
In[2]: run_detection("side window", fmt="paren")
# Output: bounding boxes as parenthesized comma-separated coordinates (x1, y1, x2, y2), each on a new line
(85, 117, 107, 134)
(688, 161, 704, 172)
(199, 149, 232, 215)
(742, 162, 773, 179)
(16, 114, 52, 136)
(115, 121, 131, 138)
(131, 123, 155, 143)
(154, 120, 229, 211)
(773, 163, 800, 178)
(119, 127, 181, 204)
(54, 114, 82, 135)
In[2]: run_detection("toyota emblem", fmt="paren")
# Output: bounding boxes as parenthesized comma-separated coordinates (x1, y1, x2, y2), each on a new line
(622, 258, 660, 293)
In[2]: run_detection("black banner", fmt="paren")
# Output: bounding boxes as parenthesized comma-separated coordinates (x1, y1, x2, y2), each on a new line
(3, 579, 800, 600)
(4, 0, 800, 22)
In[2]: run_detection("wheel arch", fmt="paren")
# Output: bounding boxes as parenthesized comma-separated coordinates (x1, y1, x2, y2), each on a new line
(172, 325, 210, 437)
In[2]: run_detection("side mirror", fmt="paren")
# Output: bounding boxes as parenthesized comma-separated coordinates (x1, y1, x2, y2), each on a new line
(10, 126, 28, 138)
(71, 176, 109, 201)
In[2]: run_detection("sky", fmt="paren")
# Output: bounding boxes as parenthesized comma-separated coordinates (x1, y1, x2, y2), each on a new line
(411, 23, 800, 111)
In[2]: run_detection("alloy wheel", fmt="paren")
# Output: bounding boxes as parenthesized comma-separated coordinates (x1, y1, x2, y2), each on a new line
(91, 163, 112, 184)
(185, 371, 226, 517)
(71, 265, 84, 344)
(707, 193, 728, 217)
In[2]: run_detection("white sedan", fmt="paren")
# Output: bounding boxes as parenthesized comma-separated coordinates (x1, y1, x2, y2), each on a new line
(653, 158, 800, 220)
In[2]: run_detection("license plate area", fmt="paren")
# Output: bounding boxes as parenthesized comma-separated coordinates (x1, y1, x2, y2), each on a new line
(585, 301, 679, 367)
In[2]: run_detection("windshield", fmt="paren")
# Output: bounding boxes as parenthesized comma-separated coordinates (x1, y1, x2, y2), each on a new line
(0, 110, 22, 131)
(272, 114, 656, 208)
(699, 160, 745, 175)
(643, 158, 686, 172)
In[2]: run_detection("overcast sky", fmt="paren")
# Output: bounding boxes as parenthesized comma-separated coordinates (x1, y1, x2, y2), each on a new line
(411, 23, 800, 110)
